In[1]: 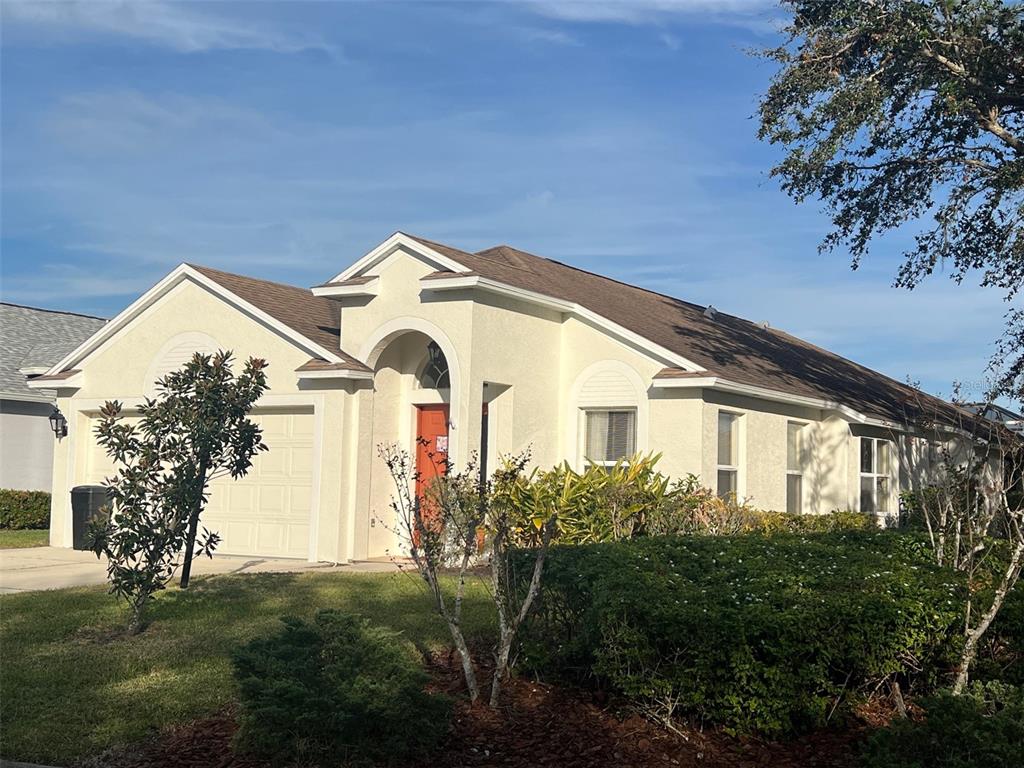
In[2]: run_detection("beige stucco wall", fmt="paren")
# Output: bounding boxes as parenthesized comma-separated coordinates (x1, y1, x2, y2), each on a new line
(698, 390, 848, 514)
(46, 279, 353, 562)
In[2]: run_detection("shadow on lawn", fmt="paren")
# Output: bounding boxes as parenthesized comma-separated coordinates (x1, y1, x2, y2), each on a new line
(0, 569, 496, 765)
(152, 569, 495, 648)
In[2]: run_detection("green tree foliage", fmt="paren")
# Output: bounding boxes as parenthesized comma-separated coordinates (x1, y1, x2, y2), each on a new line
(89, 351, 268, 631)
(759, 0, 1024, 395)
(233, 610, 451, 766)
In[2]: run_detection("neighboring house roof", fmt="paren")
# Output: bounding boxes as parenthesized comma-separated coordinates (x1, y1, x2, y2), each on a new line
(185, 265, 369, 371)
(963, 402, 1024, 433)
(396, 234, 969, 428)
(0, 303, 106, 402)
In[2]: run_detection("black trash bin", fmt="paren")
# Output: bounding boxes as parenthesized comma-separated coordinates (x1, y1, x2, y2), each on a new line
(71, 485, 109, 550)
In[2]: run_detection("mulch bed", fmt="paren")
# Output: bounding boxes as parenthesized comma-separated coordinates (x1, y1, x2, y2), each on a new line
(90, 655, 873, 768)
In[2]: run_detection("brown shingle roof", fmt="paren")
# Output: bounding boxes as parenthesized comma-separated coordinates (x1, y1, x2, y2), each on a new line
(311, 275, 377, 289)
(296, 359, 371, 373)
(28, 368, 81, 382)
(402, 235, 968, 427)
(188, 264, 368, 371)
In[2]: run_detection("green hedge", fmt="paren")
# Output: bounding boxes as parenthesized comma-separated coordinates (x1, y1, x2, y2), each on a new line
(0, 490, 51, 530)
(861, 682, 1024, 768)
(518, 532, 964, 736)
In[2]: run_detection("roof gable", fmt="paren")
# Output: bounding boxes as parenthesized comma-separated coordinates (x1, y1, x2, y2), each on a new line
(42, 265, 368, 379)
(327, 232, 471, 284)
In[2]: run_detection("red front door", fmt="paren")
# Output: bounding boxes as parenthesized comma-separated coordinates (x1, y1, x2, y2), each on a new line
(415, 404, 450, 508)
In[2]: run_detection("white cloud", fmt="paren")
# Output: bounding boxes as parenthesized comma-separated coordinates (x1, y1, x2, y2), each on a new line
(2, 0, 330, 53)
(524, 0, 776, 24)
(1, 264, 154, 303)
(659, 31, 681, 50)
(514, 25, 583, 46)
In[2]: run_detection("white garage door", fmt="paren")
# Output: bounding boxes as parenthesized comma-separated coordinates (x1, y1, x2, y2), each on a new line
(85, 409, 315, 559)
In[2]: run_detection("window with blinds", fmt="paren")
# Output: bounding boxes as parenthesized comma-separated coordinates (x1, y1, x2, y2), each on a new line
(583, 409, 636, 465)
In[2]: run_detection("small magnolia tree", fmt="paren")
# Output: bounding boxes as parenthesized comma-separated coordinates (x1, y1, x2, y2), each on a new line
(379, 441, 556, 707)
(90, 351, 268, 631)
(896, 396, 1024, 693)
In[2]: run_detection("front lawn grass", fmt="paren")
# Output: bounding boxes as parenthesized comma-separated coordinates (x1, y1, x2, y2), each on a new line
(0, 570, 494, 765)
(0, 529, 49, 549)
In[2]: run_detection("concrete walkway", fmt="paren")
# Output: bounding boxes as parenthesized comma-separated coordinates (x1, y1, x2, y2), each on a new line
(0, 546, 398, 594)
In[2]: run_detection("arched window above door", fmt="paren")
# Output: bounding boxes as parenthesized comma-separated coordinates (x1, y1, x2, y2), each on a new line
(417, 340, 450, 390)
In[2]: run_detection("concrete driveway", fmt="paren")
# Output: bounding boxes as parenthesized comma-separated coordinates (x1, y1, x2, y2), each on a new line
(0, 546, 396, 594)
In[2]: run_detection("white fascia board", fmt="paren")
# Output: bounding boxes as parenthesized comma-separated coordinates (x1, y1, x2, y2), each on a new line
(422, 275, 705, 373)
(0, 390, 56, 404)
(651, 375, 886, 426)
(27, 372, 84, 390)
(311, 276, 380, 298)
(423, 275, 576, 312)
(42, 264, 345, 377)
(296, 369, 373, 381)
(330, 232, 469, 283)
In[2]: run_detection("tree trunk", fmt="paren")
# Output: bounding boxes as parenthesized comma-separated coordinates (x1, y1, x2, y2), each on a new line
(490, 631, 514, 708)
(449, 620, 480, 703)
(179, 459, 209, 589)
(488, 517, 556, 708)
(952, 538, 1024, 694)
(128, 596, 145, 634)
(424, 565, 480, 703)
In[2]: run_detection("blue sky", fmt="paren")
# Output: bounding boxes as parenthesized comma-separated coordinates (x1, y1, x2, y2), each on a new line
(0, 0, 1011, 400)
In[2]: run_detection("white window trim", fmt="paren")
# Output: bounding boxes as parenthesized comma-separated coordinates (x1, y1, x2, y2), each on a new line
(579, 407, 638, 467)
(566, 360, 648, 471)
(786, 420, 807, 515)
(859, 437, 893, 514)
(716, 410, 743, 499)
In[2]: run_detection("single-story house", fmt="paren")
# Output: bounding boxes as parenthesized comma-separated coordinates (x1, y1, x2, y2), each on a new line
(31, 232, 971, 560)
(0, 303, 106, 492)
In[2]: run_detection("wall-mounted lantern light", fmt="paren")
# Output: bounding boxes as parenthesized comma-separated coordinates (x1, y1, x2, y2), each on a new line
(49, 407, 68, 439)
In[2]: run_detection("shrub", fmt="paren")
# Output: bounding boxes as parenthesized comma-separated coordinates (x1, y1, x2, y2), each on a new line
(753, 508, 878, 534)
(647, 475, 875, 536)
(645, 474, 758, 536)
(499, 460, 874, 545)
(518, 532, 963, 736)
(861, 682, 1024, 768)
(0, 490, 50, 530)
(233, 610, 450, 765)
(500, 454, 679, 545)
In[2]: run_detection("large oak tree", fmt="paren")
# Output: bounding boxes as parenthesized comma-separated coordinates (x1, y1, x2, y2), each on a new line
(759, 0, 1023, 398)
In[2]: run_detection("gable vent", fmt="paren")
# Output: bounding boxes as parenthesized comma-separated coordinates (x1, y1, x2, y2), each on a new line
(578, 368, 639, 409)
(144, 332, 220, 396)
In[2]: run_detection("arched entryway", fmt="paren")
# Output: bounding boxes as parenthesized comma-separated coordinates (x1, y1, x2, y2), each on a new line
(359, 319, 462, 555)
